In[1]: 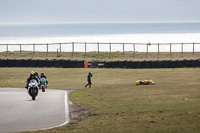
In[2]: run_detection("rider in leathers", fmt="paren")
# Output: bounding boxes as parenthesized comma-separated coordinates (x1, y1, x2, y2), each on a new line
(39, 72, 48, 87)
(25, 71, 40, 89)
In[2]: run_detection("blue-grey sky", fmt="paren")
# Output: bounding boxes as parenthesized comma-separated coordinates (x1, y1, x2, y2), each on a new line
(0, 0, 200, 24)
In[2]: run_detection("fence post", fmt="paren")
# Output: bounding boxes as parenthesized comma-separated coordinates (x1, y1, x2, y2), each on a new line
(123, 43, 125, 56)
(146, 43, 149, 58)
(85, 43, 87, 56)
(33, 44, 35, 56)
(158, 43, 160, 58)
(133, 43, 135, 57)
(60, 43, 61, 53)
(170, 43, 172, 58)
(20, 44, 22, 56)
(57, 49, 59, 57)
(109, 43, 111, 59)
(193, 42, 194, 56)
(181, 43, 183, 57)
(72, 42, 74, 57)
(97, 43, 99, 56)
(6, 44, 8, 57)
(46, 43, 48, 57)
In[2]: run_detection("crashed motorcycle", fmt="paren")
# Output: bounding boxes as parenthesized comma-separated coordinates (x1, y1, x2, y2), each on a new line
(28, 79, 39, 100)
(39, 78, 47, 92)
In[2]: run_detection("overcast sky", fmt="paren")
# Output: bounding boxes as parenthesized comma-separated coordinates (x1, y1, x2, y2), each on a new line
(0, 0, 200, 24)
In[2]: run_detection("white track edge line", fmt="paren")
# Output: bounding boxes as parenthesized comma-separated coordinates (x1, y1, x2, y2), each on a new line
(39, 90, 70, 131)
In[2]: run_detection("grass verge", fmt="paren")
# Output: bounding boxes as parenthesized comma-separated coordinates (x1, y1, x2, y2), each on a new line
(0, 68, 200, 133)
(1, 51, 200, 61)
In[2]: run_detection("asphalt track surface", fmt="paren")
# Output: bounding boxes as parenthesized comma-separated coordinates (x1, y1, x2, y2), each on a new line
(0, 88, 69, 133)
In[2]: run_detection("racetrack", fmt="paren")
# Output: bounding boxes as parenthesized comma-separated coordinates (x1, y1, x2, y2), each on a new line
(0, 88, 69, 133)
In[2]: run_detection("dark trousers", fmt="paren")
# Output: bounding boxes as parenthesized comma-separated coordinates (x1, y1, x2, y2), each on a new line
(85, 81, 92, 88)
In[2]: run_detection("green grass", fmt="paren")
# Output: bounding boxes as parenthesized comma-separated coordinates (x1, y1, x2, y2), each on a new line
(0, 68, 200, 133)
(1, 51, 200, 61)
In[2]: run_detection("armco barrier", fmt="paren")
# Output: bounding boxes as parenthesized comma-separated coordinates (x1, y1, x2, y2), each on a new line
(164, 60, 171, 68)
(7, 59, 16, 67)
(151, 60, 158, 68)
(137, 61, 145, 68)
(145, 61, 152, 68)
(171, 60, 178, 68)
(158, 60, 165, 68)
(38, 60, 46, 67)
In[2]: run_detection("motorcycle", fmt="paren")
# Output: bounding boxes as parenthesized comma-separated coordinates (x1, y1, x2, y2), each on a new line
(40, 78, 47, 92)
(28, 79, 39, 100)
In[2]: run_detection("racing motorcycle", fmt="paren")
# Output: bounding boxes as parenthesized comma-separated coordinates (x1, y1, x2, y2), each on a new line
(40, 78, 47, 92)
(28, 79, 39, 100)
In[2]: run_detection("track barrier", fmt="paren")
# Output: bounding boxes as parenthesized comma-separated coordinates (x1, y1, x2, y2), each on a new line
(15, 59, 22, 67)
(98, 62, 105, 68)
(0, 59, 199, 68)
(145, 61, 152, 68)
(177, 60, 186, 68)
(105, 61, 112, 68)
(54, 59, 63, 68)
(151, 60, 159, 68)
(158, 60, 165, 68)
(138, 61, 145, 68)
(164, 60, 171, 68)
(125, 61, 132, 68)
(30, 60, 38, 67)
(63, 60, 71, 68)
(77, 60, 84, 68)
(119, 61, 126, 68)
(132, 61, 138, 68)
(38, 60, 46, 67)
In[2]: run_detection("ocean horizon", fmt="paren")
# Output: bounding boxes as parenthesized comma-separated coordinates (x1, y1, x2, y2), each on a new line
(0, 22, 200, 52)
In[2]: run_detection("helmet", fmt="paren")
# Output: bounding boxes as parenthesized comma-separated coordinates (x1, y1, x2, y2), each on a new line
(35, 71, 38, 76)
(41, 72, 44, 76)
(30, 71, 35, 79)
(30, 71, 35, 76)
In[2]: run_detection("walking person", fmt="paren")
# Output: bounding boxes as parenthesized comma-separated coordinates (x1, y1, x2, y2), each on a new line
(85, 72, 92, 88)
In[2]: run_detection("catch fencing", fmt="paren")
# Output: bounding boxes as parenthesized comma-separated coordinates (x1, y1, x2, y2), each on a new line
(0, 42, 200, 58)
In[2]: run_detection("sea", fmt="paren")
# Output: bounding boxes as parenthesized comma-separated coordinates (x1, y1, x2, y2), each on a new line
(0, 22, 200, 52)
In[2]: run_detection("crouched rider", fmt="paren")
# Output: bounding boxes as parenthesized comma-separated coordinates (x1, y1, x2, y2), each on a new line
(40, 72, 48, 87)
(25, 71, 40, 89)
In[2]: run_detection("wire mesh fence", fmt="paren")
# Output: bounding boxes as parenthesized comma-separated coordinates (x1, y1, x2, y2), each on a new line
(0, 42, 200, 59)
